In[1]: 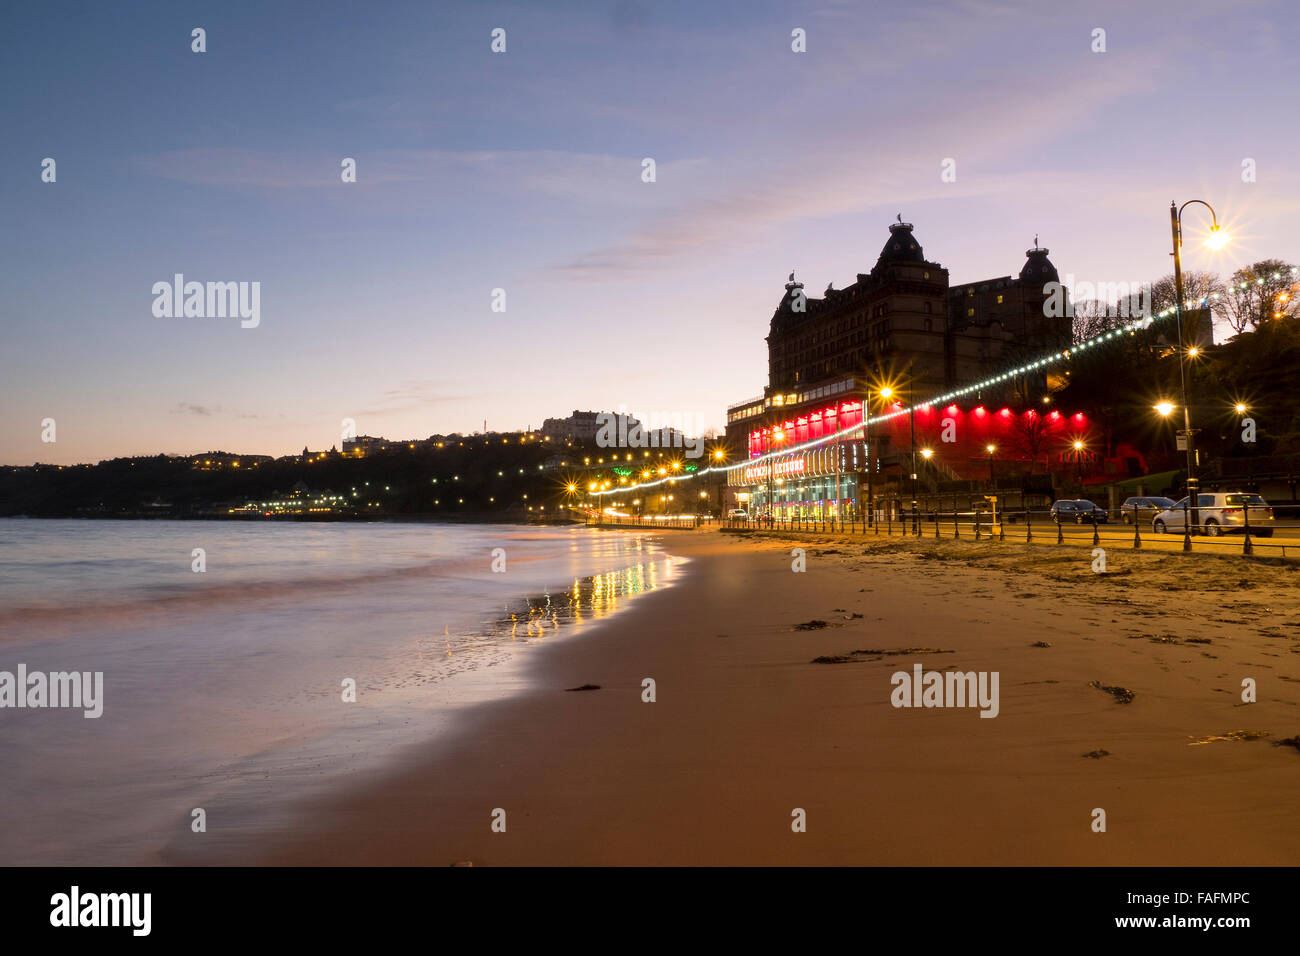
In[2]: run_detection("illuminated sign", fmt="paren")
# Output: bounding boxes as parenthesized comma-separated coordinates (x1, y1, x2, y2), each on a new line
(741, 457, 806, 484)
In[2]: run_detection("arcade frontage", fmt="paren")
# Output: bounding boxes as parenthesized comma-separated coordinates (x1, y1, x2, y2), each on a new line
(729, 441, 873, 519)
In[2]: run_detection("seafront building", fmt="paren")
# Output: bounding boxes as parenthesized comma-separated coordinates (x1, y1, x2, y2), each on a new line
(723, 219, 1094, 519)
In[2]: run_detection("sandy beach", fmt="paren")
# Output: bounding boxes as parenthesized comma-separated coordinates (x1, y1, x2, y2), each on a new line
(170, 528, 1300, 866)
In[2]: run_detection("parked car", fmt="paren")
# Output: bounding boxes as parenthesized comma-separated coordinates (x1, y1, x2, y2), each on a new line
(1152, 493, 1275, 537)
(726, 508, 749, 520)
(1050, 499, 1109, 524)
(1118, 496, 1176, 524)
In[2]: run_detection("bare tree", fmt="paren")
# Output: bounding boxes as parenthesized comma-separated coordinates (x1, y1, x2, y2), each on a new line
(1146, 271, 1225, 317)
(1071, 299, 1127, 342)
(1006, 409, 1055, 474)
(1221, 259, 1300, 333)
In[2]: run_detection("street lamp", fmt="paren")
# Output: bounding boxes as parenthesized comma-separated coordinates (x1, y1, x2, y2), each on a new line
(986, 444, 996, 483)
(1072, 440, 1085, 485)
(765, 416, 786, 524)
(907, 389, 918, 533)
(864, 385, 894, 528)
(1154, 400, 1191, 548)
(1170, 199, 1229, 539)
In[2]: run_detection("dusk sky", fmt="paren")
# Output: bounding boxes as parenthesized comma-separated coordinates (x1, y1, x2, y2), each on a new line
(3, 0, 1297, 466)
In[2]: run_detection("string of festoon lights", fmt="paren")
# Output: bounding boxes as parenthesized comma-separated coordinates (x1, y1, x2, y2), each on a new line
(589, 290, 1255, 499)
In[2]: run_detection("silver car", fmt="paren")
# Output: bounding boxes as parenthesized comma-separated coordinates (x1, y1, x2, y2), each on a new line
(1152, 493, 1275, 537)
(1119, 496, 1176, 524)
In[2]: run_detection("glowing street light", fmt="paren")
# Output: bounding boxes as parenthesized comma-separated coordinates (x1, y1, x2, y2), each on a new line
(862, 383, 898, 529)
(1203, 224, 1230, 250)
(1154, 402, 1175, 418)
(1171, 199, 1229, 543)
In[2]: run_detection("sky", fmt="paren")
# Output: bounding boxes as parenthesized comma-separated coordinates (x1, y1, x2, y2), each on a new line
(2, 0, 1297, 465)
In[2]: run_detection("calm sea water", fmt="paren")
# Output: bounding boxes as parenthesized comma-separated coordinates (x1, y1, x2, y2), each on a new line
(0, 519, 678, 864)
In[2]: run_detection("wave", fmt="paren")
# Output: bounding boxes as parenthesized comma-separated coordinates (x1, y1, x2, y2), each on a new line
(0, 555, 510, 633)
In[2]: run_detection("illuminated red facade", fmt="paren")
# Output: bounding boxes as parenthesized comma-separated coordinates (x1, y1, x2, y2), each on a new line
(743, 401, 1103, 481)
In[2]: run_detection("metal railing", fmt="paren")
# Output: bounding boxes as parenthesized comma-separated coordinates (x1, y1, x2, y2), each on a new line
(721, 500, 1300, 559)
(585, 513, 703, 530)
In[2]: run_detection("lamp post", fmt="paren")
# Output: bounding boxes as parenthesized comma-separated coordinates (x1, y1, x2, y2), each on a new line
(920, 447, 933, 532)
(1154, 400, 1190, 549)
(871, 386, 893, 529)
(771, 423, 787, 524)
(1170, 199, 1228, 539)
(861, 390, 870, 527)
(1073, 440, 1084, 486)
(986, 443, 996, 484)
(909, 396, 918, 534)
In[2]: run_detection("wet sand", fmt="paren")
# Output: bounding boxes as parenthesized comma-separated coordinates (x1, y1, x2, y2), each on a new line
(179, 529, 1300, 866)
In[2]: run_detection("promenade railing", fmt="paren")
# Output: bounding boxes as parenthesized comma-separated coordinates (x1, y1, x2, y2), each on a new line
(720, 500, 1300, 560)
(585, 513, 702, 530)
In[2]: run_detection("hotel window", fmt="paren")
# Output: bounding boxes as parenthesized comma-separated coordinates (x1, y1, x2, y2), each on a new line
(967, 308, 975, 317)
(924, 318, 932, 331)
(997, 295, 1004, 304)
(923, 301, 932, 314)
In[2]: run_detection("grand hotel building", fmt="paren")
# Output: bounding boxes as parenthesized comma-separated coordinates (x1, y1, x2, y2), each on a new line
(724, 219, 1076, 517)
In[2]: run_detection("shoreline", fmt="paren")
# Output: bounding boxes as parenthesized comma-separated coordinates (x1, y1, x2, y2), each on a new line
(175, 528, 1300, 866)
(0, 521, 676, 866)
(0, 513, 584, 525)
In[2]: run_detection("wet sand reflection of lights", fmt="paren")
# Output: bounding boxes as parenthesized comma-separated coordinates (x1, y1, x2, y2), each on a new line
(442, 556, 677, 659)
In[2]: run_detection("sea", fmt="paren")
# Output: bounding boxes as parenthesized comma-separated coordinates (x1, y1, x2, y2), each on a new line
(0, 518, 677, 864)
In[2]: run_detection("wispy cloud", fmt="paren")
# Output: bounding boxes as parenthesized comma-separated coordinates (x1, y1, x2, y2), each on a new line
(355, 380, 484, 417)
(139, 147, 708, 208)
(172, 402, 259, 419)
(553, 58, 1164, 279)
